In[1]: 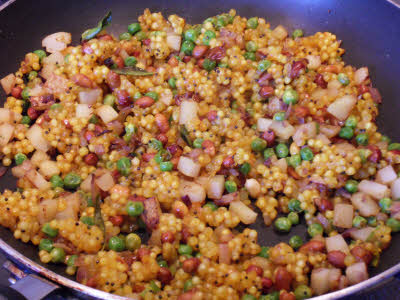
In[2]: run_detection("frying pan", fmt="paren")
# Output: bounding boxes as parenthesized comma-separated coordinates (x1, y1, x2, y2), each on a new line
(1, 0, 400, 299)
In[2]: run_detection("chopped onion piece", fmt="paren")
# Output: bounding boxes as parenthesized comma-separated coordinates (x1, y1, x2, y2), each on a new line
(76, 104, 93, 119)
(333, 203, 353, 228)
(166, 34, 182, 51)
(12, 160, 33, 178)
(245, 179, 261, 198)
(207, 175, 225, 199)
(179, 101, 198, 125)
(95, 172, 115, 191)
(38, 199, 58, 225)
(325, 234, 349, 253)
(79, 89, 102, 105)
(292, 122, 318, 146)
(327, 95, 357, 121)
(96, 105, 118, 124)
(319, 124, 341, 138)
(26, 124, 50, 152)
(358, 180, 388, 199)
(354, 67, 369, 85)
(270, 120, 295, 140)
(0, 123, 14, 146)
(177, 156, 201, 178)
(346, 262, 368, 285)
(351, 192, 379, 217)
(376, 165, 397, 185)
(180, 180, 206, 203)
(257, 118, 273, 132)
(42, 32, 72, 53)
(349, 227, 374, 241)
(31, 150, 50, 167)
(230, 201, 257, 224)
(26, 169, 51, 190)
(39, 160, 60, 178)
(0, 73, 16, 94)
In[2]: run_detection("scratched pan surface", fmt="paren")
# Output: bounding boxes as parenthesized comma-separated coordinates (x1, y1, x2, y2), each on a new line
(0, 0, 400, 298)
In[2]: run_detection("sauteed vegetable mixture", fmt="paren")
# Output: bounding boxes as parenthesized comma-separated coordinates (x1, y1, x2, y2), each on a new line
(0, 9, 399, 300)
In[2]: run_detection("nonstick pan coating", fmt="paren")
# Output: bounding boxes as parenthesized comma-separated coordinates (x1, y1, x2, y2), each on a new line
(0, 0, 400, 298)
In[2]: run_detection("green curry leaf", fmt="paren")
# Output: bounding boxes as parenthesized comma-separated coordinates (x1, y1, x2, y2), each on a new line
(82, 11, 112, 41)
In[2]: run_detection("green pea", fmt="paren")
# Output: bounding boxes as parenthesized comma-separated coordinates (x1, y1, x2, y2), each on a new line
(337, 73, 350, 85)
(21, 116, 31, 125)
(292, 29, 304, 39)
(50, 175, 64, 188)
(21, 87, 30, 100)
(300, 147, 314, 161)
(28, 71, 38, 81)
(260, 292, 279, 300)
(246, 17, 259, 29)
(126, 201, 144, 217)
(103, 94, 116, 106)
(276, 143, 289, 158)
(148, 138, 163, 151)
(307, 223, 323, 237)
(80, 216, 94, 226)
(64, 54, 70, 64)
(193, 138, 204, 148)
(282, 89, 299, 105)
(288, 199, 302, 212)
(67, 254, 78, 267)
(158, 259, 168, 268)
(288, 212, 300, 225)
(184, 279, 193, 292)
(33, 49, 47, 61)
(387, 218, 400, 232)
(14, 153, 27, 165)
(379, 198, 392, 213)
(50, 247, 65, 263)
(42, 223, 58, 237)
(273, 112, 286, 121)
(355, 133, 369, 146)
(124, 56, 137, 67)
(245, 41, 258, 52)
(258, 246, 270, 258)
(119, 32, 132, 41)
(251, 138, 267, 152)
(275, 217, 292, 232)
(258, 60, 272, 72)
(178, 244, 193, 256)
(50, 103, 62, 110)
(127, 23, 141, 35)
(126, 233, 141, 251)
(289, 235, 303, 249)
(108, 236, 125, 252)
(345, 115, 357, 128)
(352, 216, 367, 228)
(89, 115, 98, 124)
(117, 157, 131, 176)
(216, 15, 228, 29)
(344, 179, 358, 194)
(203, 58, 216, 71)
(135, 31, 147, 41)
(388, 143, 400, 151)
(263, 148, 275, 160)
(168, 77, 177, 89)
(181, 40, 195, 55)
(241, 295, 257, 300)
(288, 154, 301, 167)
(225, 180, 237, 193)
(218, 62, 229, 68)
(203, 30, 216, 45)
(184, 29, 198, 42)
(294, 284, 312, 299)
(381, 135, 391, 143)
(145, 91, 159, 101)
(204, 201, 218, 211)
(39, 239, 54, 252)
(244, 52, 256, 61)
(367, 216, 377, 227)
(239, 162, 251, 175)
(339, 127, 354, 139)
(63, 173, 81, 189)
(160, 161, 173, 172)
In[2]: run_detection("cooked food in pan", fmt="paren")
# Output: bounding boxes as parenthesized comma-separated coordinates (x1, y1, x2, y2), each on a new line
(0, 9, 397, 299)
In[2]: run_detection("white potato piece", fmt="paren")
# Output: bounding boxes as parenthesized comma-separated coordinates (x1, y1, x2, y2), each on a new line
(351, 192, 380, 217)
(358, 180, 388, 199)
(207, 175, 225, 199)
(327, 95, 357, 121)
(325, 234, 349, 253)
(333, 203, 353, 228)
(96, 105, 118, 123)
(180, 180, 206, 203)
(230, 201, 257, 224)
(0, 73, 16, 94)
(26, 124, 50, 152)
(376, 165, 397, 185)
(177, 156, 201, 177)
(179, 101, 198, 125)
(76, 104, 93, 119)
(39, 160, 60, 178)
(0, 123, 14, 146)
(42, 32, 72, 53)
(95, 172, 115, 191)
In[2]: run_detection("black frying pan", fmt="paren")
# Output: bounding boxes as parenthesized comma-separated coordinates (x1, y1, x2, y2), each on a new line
(0, 0, 400, 299)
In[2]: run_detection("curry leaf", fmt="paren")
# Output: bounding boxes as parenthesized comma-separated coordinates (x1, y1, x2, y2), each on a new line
(180, 125, 193, 147)
(82, 11, 112, 41)
(113, 67, 154, 76)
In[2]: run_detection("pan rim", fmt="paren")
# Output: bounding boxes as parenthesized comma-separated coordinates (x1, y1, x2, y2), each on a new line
(0, 236, 399, 299)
